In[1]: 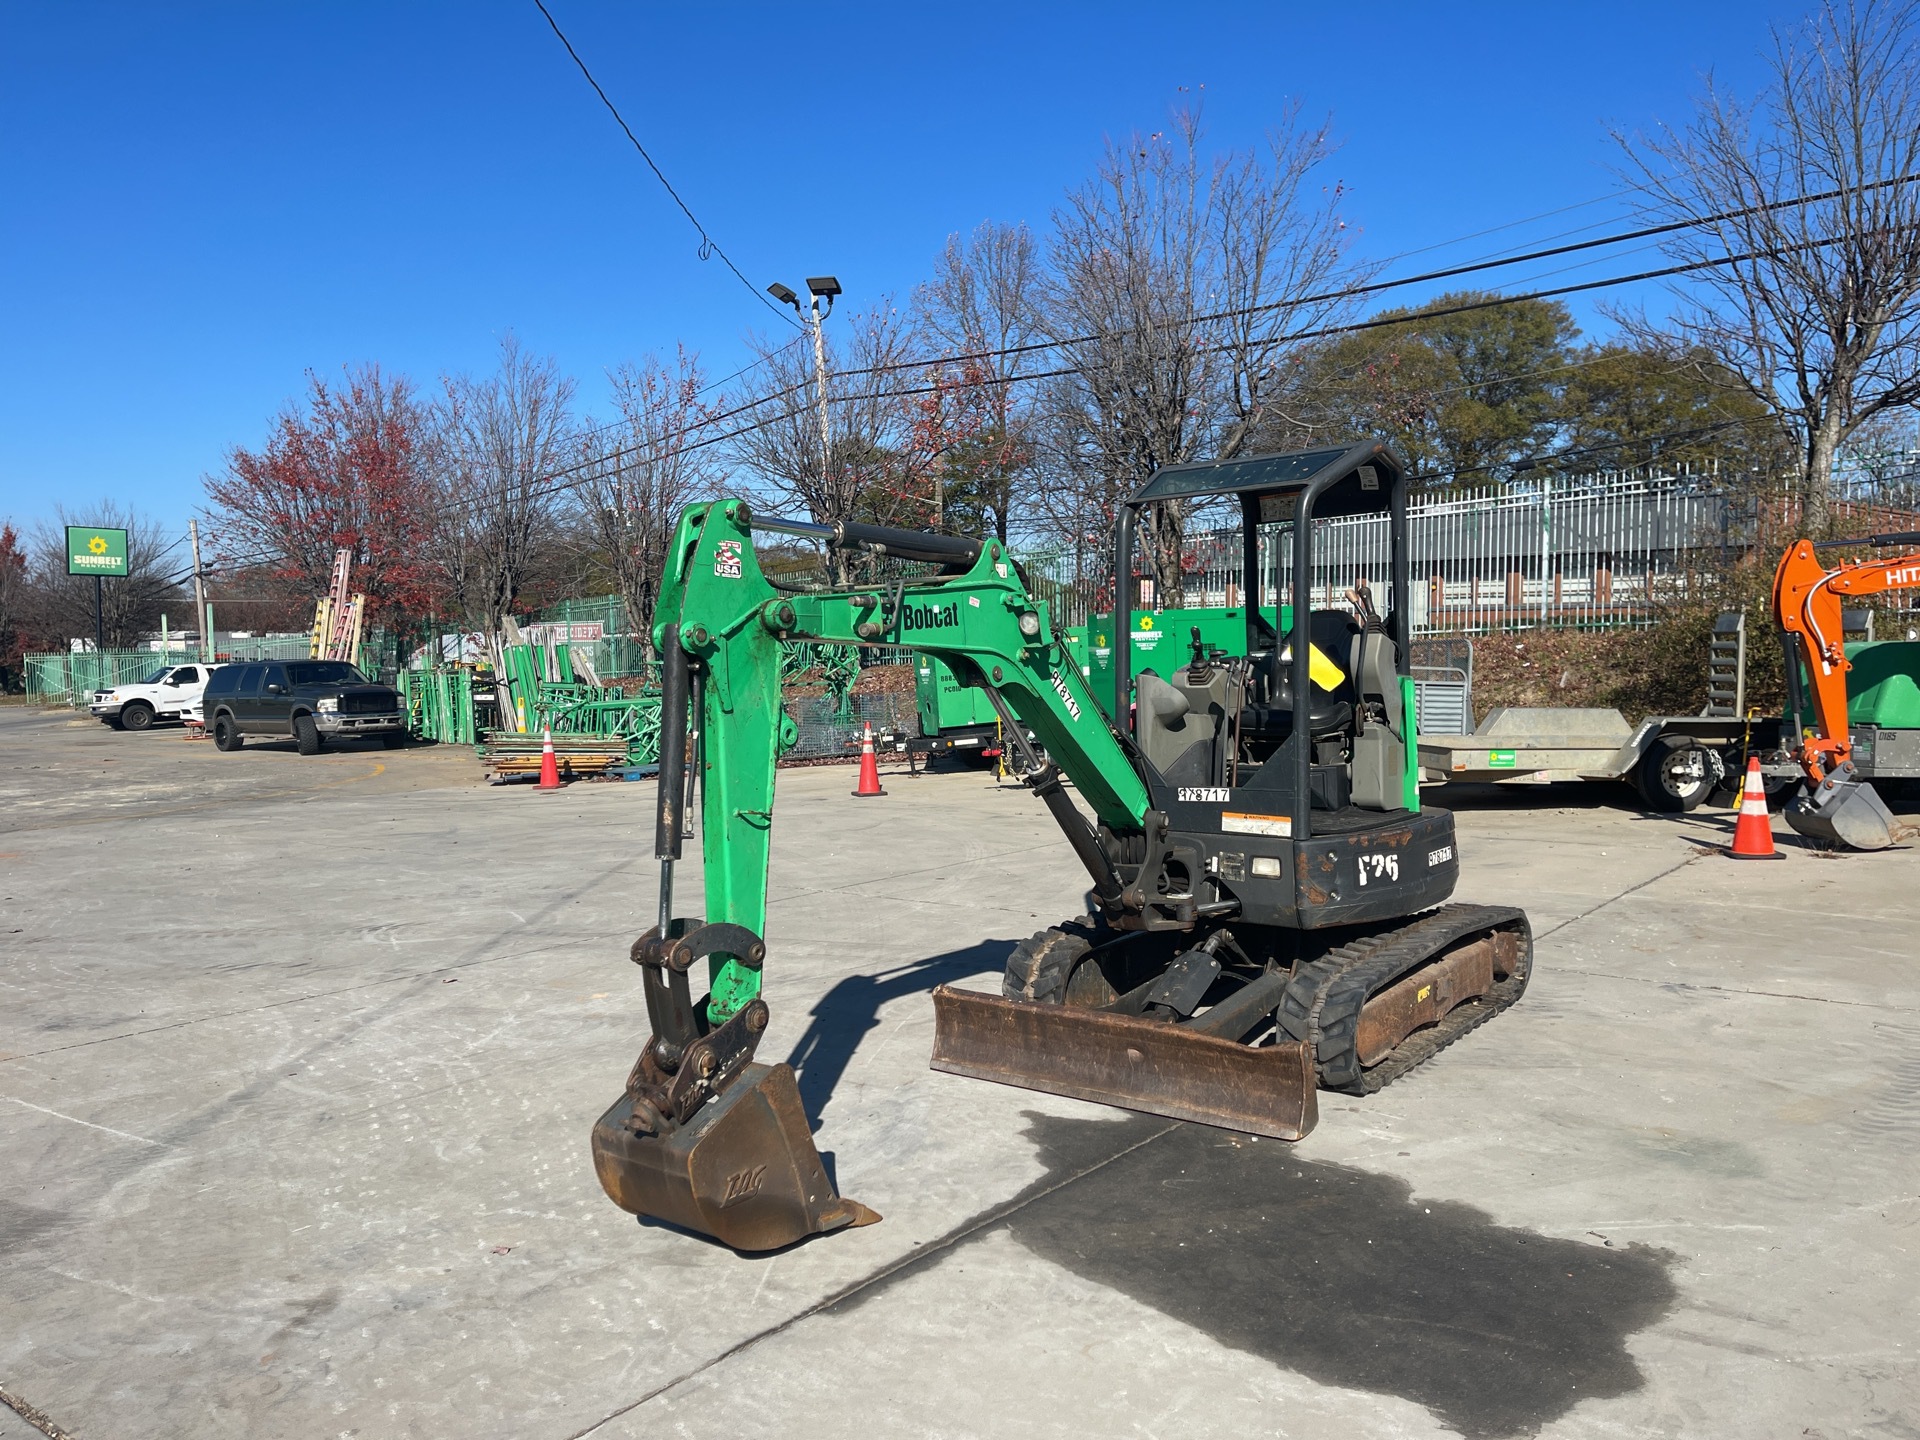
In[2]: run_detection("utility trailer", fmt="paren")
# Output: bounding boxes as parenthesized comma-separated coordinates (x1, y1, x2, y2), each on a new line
(1416, 705, 1789, 812)
(1413, 613, 1795, 813)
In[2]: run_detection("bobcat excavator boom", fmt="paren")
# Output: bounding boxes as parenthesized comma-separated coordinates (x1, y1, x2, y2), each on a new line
(1773, 533, 1920, 850)
(593, 446, 1532, 1251)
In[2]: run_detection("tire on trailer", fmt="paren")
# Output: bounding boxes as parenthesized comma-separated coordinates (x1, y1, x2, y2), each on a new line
(119, 701, 154, 732)
(1003, 920, 1116, 1008)
(293, 714, 324, 756)
(211, 714, 243, 751)
(1634, 734, 1715, 813)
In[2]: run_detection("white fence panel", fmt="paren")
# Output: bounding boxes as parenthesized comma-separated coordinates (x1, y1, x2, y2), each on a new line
(1165, 472, 1731, 635)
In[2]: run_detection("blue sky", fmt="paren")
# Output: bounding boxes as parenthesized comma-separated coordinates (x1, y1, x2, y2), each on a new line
(0, 1, 1811, 541)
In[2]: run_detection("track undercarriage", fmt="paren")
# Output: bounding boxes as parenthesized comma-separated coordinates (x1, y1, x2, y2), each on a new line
(931, 903, 1531, 1139)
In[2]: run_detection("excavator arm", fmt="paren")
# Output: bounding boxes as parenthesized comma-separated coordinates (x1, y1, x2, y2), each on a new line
(653, 498, 1152, 1026)
(591, 500, 1166, 1250)
(1771, 533, 1920, 848)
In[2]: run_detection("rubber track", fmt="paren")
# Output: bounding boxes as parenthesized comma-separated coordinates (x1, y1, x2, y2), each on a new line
(1277, 903, 1533, 1095)
(1003, 924, 1094, 1004)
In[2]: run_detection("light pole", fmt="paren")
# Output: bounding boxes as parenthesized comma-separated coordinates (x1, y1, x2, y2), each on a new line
(766, 276, 841, 497)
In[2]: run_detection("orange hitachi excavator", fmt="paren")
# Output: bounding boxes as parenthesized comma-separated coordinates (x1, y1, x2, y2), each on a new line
(1773, 531, 1920, 850)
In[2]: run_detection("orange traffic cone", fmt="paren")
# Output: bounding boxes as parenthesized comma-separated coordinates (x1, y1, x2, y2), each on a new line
(1727, 756, 1781, 859)
(537, 728, 564, 791)
(852, 722, 886, 798)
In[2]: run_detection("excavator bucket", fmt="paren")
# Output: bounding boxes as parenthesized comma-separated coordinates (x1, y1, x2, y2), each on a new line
(929, 986, 1319, 1140)
(592, 1062, 880, 1252)
(1784, 771, 1907, 852)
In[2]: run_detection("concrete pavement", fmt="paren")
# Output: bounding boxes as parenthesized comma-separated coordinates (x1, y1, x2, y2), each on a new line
(1, 705, 1916, 1438)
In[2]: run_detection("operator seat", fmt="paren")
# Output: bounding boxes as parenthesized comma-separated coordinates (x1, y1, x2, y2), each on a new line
(1242, 609, 1360, 740)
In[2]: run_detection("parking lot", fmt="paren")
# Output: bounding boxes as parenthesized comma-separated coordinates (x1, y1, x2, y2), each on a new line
(2, 704, 1917, 1439)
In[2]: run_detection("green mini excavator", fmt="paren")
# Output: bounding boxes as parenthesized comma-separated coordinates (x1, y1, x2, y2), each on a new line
(592, 443, 1533, 1250)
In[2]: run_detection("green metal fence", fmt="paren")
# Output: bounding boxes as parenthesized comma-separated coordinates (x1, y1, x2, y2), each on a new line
(538, 594, 629, 634)
(27, 651, 180, 705)
(532, 596, 652, 678)
(26, 634, 402, 706)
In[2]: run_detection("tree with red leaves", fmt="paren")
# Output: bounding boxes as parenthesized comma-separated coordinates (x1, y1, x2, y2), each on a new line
(204, 365, 442, 626)
(0, 522, 26, 690)
(904, 357, 1032, 540)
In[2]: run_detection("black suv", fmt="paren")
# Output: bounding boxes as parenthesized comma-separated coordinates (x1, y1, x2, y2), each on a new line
(204, 660, 405, 755)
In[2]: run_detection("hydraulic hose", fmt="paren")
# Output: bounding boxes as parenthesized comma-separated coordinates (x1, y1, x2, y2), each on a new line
(654, 625, 691, 933)
(746, 508, 982, 568)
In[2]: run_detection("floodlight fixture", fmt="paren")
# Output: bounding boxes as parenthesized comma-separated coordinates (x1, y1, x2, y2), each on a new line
(806, 276, 842, 299)
(766, 282, 800, 307)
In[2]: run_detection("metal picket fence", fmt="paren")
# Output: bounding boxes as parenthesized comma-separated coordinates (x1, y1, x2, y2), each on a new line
(1042, 470, 1745, 636)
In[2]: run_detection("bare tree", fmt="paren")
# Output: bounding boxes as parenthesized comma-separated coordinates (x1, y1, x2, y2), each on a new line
(910, 222, 1047, 541)
(731, 303, 916, 581)
(579, 348, 716, 658)
(1615, 0, 1920, 529)
(1038, 105, 1369, 597)
(1836, 405, 1920, 506)
(430, 335, 578, 631)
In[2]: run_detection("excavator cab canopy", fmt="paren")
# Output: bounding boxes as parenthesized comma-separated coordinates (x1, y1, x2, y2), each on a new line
(1129, 440, 1405, 522)
(1113, 443, 1413, 810)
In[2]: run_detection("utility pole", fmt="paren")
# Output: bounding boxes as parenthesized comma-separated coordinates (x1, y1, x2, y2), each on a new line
(188, 519, 211, 663)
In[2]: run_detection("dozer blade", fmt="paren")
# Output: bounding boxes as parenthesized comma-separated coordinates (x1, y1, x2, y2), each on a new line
(591, 1062, 880, 1253)
(1784, 775, 1906, 852)
(929, 985, 1318, 1140)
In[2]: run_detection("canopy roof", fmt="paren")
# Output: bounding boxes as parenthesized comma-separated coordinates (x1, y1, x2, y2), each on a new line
(1130, 442, 1405, 518)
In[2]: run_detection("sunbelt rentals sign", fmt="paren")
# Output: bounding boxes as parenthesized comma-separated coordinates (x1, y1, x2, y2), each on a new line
(66, 526, 129, 577)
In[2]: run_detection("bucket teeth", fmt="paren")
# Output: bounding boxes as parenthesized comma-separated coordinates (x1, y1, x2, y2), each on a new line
(928, 985, 1318, 1141)
(592, 1062, 879, 1252)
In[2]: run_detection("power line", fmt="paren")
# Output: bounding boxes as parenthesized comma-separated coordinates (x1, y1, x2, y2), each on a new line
(511, 173, 1900, 482)
(691, 335, 808, 400)
(805, 226, 1876, 412)
(531, 0, 799, 331)
(554, 332, 811, 462)
(1407, 412, 1787, 486)
(466, 237, 1844, 506)
(193, 232, 1856, 580)
(239, 168, 1920, 553)
(830, 168, 1920, 386)
(1370, 190, 1626, 269)
(195, 173, 1920, 578)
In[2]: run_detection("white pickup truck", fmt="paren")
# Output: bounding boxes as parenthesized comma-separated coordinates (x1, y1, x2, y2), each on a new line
(90, 662, 225, 731)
